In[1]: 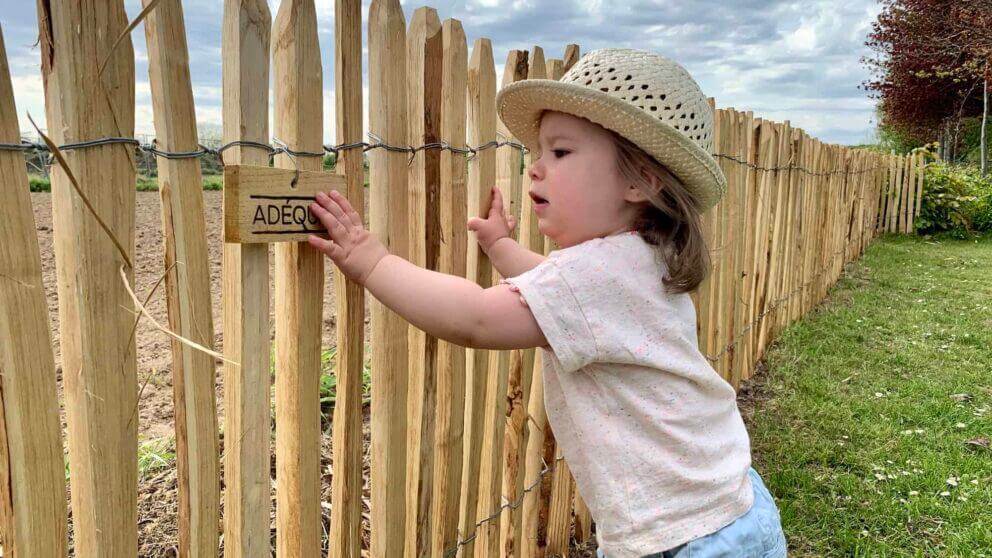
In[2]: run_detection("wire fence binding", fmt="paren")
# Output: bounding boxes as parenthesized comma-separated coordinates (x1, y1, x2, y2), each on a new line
(4, 136, 918, 179)
(442, 454, 566, 558)
(0, 132, 531, 167)
(704, 236, 865, 363)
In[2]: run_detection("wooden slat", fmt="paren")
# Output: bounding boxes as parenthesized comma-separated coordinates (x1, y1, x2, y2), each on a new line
(747, 120, 776, 364)
(573, 491, 592, 544)
(542, 63, 573, 551)
(328, 0, 365, 556)
(562, 44, 580, 72)
(368, 1, 410, 556)
(913, 153, 925, 227)
(429, 18, 468, 558)
(405, 7, 442, 558)
(37, 1, 138, 555)
(544, 445, 573, 556)
(221, 0, 273, 554)
(518, 349, 547, 558)
(889, 153, 898, 234)
(495, 48, 529, 558)
(513, 46, 547, 556)
(142, 1, 220, 553)
(0, 26, 68, 557)
(697, 100, 719, 370)
(459, 36, 497, 558)
(272, 2, 325, 555)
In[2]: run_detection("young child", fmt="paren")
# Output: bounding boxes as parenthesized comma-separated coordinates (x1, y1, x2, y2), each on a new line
(308, 48, 787, 558)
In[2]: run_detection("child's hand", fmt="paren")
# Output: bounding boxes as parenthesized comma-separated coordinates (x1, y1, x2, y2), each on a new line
(467, 186, 517, 253)
(308, 191, 388, 285)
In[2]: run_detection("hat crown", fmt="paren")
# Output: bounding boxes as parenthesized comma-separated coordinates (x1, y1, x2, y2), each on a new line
(561, 48, 714, 155)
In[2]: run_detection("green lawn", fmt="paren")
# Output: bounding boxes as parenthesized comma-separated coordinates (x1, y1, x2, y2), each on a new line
(746, 232, 992, 557)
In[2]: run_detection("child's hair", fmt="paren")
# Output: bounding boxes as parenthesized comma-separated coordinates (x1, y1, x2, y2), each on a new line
(610, 130, 711, 294)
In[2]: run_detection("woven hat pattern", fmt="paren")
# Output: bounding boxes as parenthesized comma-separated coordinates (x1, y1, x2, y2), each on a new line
(496, 48, 727, 212)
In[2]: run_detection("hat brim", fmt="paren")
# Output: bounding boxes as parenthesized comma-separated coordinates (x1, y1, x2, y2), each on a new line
(496, 79, 727, 213)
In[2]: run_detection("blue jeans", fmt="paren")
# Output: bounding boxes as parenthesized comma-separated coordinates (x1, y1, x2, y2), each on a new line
(596, 468, 787, 557)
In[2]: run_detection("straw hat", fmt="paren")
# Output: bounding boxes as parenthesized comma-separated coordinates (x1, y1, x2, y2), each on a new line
(496, 48, 726, 213)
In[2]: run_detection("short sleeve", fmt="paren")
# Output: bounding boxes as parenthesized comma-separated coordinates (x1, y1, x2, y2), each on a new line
(501, 255, 598, 373)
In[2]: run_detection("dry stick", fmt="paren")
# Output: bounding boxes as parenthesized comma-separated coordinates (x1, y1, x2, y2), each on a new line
(327, 1, 365, 557)
(0, 26, 67, 555)
(27, 114, 132, 269)
(404, 8, 442, 558)
(98, 0, 165, 78)
(221, 0, 273, 555)
(368, 1, 410, 556)
(429, 18, 469, 558)
(496, 48, 529, 558)
(37, 2, 137, 553)
(118, 266, 230, 363)
(142, 0, 221, 553)
(271, 2, 325, 556)
(125, 261, 178, 430)
(459, 36, 496, 558)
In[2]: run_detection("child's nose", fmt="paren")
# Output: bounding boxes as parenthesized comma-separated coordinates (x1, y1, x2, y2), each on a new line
(527, 158, 543, 182)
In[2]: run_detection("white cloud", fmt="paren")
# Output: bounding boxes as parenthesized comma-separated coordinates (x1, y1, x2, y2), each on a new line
(6, 0, 885, 146)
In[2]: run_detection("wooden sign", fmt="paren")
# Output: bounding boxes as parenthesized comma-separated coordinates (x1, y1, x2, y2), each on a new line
(223, 164, 347, 243)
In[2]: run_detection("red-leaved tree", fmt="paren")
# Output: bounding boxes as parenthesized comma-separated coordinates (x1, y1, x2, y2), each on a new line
(862, 0, 991, 165)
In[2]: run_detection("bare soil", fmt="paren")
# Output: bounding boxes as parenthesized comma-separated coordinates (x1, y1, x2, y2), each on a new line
(28, 191, 598, 557)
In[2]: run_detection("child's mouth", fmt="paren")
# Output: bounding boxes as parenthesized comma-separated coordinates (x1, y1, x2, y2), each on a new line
(529, 191, 549, 208)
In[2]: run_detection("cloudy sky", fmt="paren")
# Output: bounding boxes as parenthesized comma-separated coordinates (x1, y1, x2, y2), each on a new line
(3, 0, 884, 146)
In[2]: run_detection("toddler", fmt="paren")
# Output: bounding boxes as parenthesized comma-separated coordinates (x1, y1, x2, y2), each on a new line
(308, 47, 787, 558)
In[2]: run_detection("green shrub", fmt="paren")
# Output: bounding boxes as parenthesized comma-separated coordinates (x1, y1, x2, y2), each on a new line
(203, 175, 224, 190)
(916, 162, 992, 238)
(136, 174, 158, 191)
(29, 175, 51, 192)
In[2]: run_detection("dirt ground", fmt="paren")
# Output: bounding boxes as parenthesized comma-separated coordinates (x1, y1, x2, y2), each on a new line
(28, 191, 598, 557)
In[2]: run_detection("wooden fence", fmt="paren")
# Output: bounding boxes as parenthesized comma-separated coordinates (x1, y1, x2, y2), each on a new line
(0, 0, 925, 557)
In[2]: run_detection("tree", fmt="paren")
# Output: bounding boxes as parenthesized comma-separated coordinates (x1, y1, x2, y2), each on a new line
(862, 0, 992, 169)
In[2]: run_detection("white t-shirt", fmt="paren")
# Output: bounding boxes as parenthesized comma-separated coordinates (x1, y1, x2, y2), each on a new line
(501, 231, 754, 558)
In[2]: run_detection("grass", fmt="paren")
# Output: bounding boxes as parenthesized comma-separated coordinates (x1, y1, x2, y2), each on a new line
(747, 231, 992, 556)
(266, 343, 373, 425)
(318, 345, 373, 410)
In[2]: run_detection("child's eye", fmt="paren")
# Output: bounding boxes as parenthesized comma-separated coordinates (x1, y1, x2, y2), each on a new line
(552, 149, 569, 158)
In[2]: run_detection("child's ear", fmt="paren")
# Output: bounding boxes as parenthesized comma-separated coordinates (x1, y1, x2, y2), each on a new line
(624, 171, 658, 204)
(624, 184, 650, 203)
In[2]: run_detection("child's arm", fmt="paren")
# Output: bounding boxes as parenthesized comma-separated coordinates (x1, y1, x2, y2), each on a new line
(467, 186, 546, 278)
(307, 190, 548, 351)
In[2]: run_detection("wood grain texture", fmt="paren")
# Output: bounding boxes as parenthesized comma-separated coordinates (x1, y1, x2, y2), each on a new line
(142, 0, 221, 554)
(368, 1, 410, 555)
(223, 165, 344, 244)
(221, 0, 273, 554)
(0, 25, 68, 558)
(459, 36, 496, 558)
(37, 1, 138, 554)
(143, 0, 220, 556)
(545, 445, 573, 556)
(272, 2, 325, 555)
(328, 1, 365, 556)
(429, 18, 468, 558)
(495, 47, 529, 558)
(404, 7, 442, 558)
